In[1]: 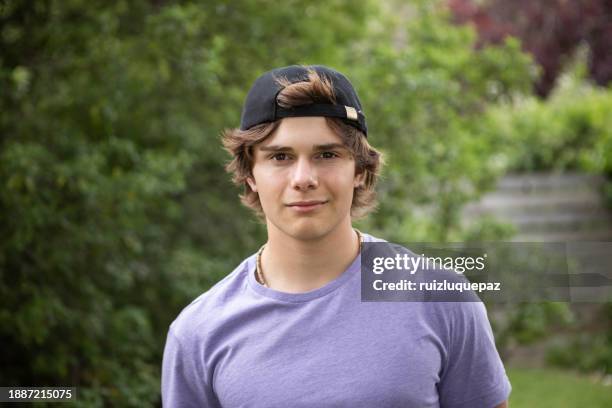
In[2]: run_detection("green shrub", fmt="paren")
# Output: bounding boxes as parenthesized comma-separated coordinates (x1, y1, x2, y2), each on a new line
(483, 55, 612, 207)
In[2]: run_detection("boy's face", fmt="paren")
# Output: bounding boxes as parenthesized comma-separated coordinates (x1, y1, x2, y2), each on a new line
(248, 117, 364, 241)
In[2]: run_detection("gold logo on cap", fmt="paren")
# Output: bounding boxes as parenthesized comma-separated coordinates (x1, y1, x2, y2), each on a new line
(345, 106, 358, 121)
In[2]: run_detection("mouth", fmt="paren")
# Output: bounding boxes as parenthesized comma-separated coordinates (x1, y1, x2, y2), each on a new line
(286, 200, 328, 213)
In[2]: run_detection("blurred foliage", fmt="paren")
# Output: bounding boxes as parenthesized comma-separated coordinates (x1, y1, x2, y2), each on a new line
(0, 0, 374, 405)
(483, 53, 612, 212)
(449, 0, 612, 98)
(4, 0, 605, 405)
(485, 52, 612, 178)
(352, 0, 534, 243)
(493, 302, 574, 359)
(478, 51, 612, 373)
(547, 303, 612, 375)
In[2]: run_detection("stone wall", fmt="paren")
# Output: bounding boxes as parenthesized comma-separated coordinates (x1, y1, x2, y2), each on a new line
(464, 172, 612, 241)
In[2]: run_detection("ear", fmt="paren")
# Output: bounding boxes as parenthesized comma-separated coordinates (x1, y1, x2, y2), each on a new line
(247, 176, 257, 192)
(354, 171, 366, 188)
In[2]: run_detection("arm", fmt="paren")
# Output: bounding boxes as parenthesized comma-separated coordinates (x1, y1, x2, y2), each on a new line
(437, 302, 512, 408)
(162, 328, 221, 408)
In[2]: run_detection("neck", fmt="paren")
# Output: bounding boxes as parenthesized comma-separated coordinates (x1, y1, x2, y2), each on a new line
(260, 218, 359, 293)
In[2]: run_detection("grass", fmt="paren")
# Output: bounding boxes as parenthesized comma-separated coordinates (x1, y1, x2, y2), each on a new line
(507, 368, 612, 408)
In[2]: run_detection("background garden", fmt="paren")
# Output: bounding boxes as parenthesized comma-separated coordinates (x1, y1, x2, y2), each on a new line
(1, 0, 610, 406)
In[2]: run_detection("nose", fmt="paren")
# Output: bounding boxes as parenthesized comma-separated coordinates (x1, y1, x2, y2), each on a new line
(290, 157, 318, 191)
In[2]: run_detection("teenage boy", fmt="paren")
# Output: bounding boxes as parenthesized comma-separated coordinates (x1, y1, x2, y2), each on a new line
(162, 65, 510, 407)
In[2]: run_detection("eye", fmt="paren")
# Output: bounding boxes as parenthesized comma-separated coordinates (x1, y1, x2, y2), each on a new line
(270, 153, 289, 161)
(319, 151, 339, 159)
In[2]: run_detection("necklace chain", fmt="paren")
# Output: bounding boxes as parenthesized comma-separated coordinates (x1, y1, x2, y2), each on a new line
(255, 230, 363, 288)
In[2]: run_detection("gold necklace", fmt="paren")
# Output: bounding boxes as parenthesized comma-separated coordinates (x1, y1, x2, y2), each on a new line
(255, 229, 363, 288)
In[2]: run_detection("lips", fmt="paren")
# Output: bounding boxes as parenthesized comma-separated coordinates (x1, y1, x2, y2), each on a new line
(286, 200, 328, 213)
(287, 200, 327, 207)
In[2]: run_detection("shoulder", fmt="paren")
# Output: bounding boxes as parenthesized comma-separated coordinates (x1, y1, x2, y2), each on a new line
(360, 231, 387, 243)
(168, 254, 255, 344)
(428, 301, 492, 337)
(361, 232, 490, 328)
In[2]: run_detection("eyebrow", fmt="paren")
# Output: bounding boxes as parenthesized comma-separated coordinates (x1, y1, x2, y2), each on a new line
(258, 143, 347, 152)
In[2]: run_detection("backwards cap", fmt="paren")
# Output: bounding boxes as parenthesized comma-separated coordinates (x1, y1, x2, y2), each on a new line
(240, 65, 368, 137)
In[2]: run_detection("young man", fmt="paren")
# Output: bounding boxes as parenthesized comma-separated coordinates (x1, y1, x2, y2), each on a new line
(162, 65, 510, 407)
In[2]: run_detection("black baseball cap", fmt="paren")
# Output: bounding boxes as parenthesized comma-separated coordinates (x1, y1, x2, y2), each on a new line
(240, 65, 368, 137)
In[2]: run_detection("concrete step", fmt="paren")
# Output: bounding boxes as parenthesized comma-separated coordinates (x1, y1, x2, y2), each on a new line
(464, 191, 605, 217)
(512, 230, 612, 242)
(512, 212, 612, 233)
(496, 173, 605, 193)
(464, 172, 612, 242)
(464, 197, 610, 217)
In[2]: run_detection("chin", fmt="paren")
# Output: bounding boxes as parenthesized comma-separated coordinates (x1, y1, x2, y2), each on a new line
(290, 223, 328, 240)
(275, 218, 333, 241)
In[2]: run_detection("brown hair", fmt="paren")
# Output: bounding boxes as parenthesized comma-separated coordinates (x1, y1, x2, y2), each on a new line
(221, 68, 383, 219)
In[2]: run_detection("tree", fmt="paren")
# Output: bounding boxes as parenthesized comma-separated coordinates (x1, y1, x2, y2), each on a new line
(449, 0, 612, 97)
(0, 0, 372, 405)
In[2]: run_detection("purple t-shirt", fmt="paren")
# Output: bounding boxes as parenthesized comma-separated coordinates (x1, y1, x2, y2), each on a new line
(162, 233, 511, 407)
